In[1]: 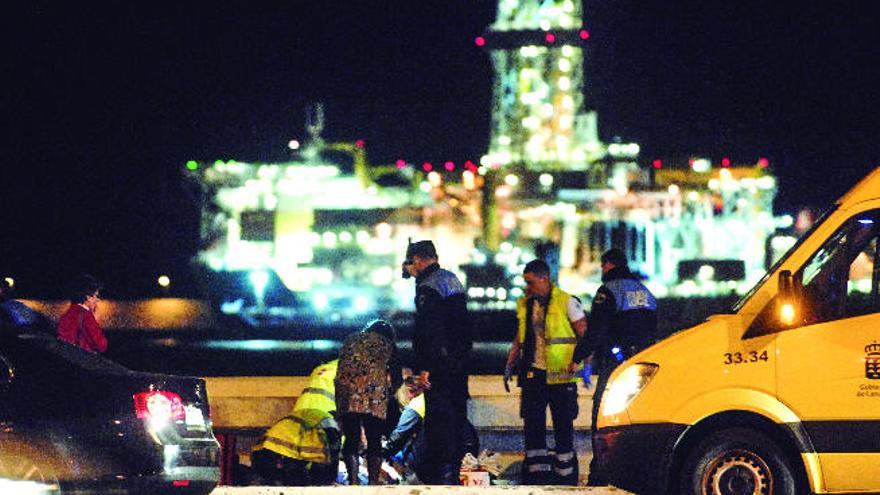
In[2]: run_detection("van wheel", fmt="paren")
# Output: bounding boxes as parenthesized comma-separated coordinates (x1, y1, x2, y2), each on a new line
(680, 427, 797, 495)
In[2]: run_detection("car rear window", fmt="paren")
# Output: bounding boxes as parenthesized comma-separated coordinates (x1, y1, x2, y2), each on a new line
(16, 333, 133, 374)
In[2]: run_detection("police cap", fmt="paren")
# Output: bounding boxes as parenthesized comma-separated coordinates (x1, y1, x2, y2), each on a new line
(405, 240, 437, 261)
(600, 248, 628, 268)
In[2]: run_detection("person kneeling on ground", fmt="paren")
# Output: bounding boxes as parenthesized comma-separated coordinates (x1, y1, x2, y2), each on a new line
(384, 373, 480, 484)
(251, 359, 341, 486)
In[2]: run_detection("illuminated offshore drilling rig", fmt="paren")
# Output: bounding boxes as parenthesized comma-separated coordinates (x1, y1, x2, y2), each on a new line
(475, 0, 787, 298)
(186, 0, 790, 326)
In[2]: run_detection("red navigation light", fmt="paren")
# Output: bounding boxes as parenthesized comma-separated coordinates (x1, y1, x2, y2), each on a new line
(422, 162, 433, 172)
(652, 159, 663, 169)
(579, 30, 590, 40)
(355, 139, 365, 149)
(721, 157, 731, 167)
(474, 36, 486, 47)
(545, 32, 556, 44)
(758, 157, 770, 168)
(444, 161, 455, 171)
(395, 159, 406, 169)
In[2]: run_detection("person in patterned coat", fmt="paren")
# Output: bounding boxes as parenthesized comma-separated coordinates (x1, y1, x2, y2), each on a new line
(335, 319, 401, 485)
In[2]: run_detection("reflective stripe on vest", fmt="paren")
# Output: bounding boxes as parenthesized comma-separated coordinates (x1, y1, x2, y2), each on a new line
(300, 387, 335, 402)
(255, 413, 330, 463)
(263, 434, 326, 455)
(517, 287, 580, 384)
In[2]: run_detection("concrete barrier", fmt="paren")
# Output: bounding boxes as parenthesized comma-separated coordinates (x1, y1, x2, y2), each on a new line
(204, 375, 599, 485)
(205, 375, 597, 430)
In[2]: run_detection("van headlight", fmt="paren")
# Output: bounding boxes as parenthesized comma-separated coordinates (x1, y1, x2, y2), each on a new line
(601, 363, 659, 416)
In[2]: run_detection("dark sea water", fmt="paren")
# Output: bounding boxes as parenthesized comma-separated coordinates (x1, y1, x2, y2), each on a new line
(24, 296, 736, 376)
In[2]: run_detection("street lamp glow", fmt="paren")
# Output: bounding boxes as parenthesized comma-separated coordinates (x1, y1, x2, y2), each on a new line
(692, 158, 711, 173)
(539, 173, 554, 187)
(354, 295, 370, 313)
(157, 275, 171, 288)
(558, 76, 571, 91)
(313, 293, 329, 312)
(428, 171, 443, 187)
(249, 270, 270, 305)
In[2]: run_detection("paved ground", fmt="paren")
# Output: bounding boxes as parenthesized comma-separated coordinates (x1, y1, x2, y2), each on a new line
(211, 486, 633, 495)
(230, 429, 599, 487)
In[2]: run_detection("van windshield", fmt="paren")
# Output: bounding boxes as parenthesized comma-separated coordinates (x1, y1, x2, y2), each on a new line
(731, 205, 837, 312)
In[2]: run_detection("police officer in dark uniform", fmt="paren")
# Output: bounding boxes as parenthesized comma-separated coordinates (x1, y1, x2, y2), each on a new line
(401, 240, 472, 484)
(573, 248, 657, 486)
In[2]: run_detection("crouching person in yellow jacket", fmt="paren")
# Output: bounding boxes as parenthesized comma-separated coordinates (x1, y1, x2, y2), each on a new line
(252, 359, 341, 486)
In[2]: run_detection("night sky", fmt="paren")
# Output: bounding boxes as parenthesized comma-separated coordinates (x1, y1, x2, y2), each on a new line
(3, 1, 879, 297)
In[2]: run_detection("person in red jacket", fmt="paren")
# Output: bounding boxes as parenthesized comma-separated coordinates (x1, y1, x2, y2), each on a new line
(57, 274, 107, 353)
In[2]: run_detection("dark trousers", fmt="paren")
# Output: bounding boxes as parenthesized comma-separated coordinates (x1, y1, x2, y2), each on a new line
(252, 449, 309, 486)
(520, 369, 579, 485)
(312, 428, 341, 485)
(252, 427, 340, 486)
(341, 413, 384, 457)
(421, 373, 468, 484)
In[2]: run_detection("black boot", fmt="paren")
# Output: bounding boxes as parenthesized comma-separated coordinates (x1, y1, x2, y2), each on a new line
(438, 462, 461, 485)
(367, 455, 383, 485)
(345, 455, 360, 485)
(308, 458, 338, 485)
(586, 455, 608, 486)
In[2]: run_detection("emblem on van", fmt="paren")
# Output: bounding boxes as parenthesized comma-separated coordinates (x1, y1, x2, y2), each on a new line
(866, 342, 880, 379)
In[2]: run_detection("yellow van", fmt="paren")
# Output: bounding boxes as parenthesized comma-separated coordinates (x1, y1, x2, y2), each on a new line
(595, 168, 880, 494)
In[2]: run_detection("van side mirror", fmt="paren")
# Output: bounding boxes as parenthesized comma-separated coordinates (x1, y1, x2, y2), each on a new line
(744, 269, 801, 339)
(777, 270, 798, 326)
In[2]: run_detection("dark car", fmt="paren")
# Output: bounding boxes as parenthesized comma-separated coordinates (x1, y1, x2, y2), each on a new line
(0, 305, 220, 494)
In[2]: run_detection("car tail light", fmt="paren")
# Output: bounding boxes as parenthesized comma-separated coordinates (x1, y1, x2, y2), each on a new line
(133, 391, 186, 422)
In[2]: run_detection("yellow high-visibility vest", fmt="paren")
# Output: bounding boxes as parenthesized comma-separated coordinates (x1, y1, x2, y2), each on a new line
(293, 359, 337, 416)
(255, 408, 334, 464)
(253, 359, 339, 464)
(409, 393, 425, 418)
(517, 287, 581, 384)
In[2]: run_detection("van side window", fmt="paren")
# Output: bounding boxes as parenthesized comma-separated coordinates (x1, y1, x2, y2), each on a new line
(798, 211, 880, 324)
(845, 237, 877, 316)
